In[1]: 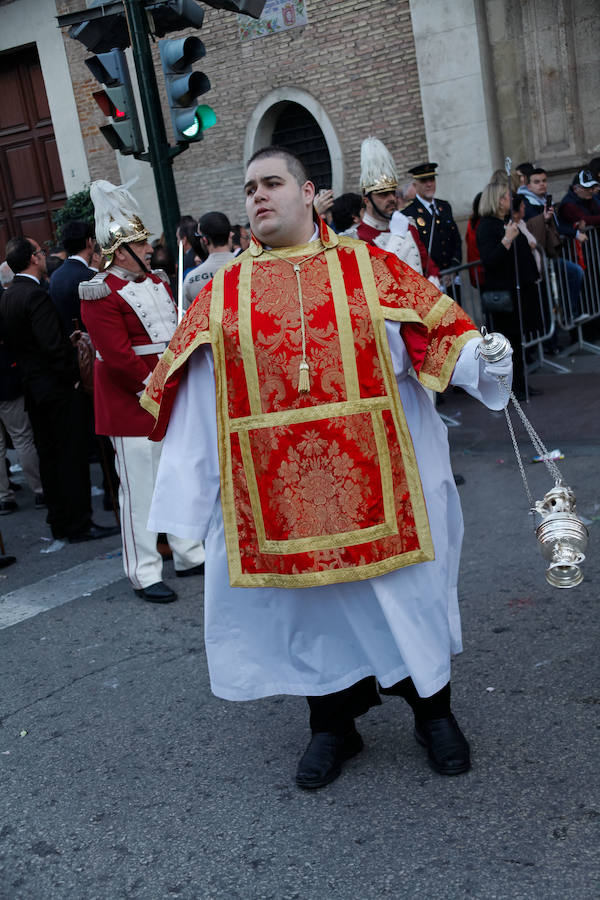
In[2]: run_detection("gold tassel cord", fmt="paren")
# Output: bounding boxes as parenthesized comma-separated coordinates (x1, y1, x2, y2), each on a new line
(293, 262, 310, 393)
(264, 242, 325, 396)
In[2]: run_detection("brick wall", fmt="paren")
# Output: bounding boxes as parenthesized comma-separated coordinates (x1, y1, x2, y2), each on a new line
(169, 0, 427, 223)
(54, 1, 426, 227)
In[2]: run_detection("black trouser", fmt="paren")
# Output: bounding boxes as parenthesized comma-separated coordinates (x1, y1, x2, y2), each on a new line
(27, 385, 92, 539)
(488, 283, 540, 394)
(84, 394, 119, 507)
(307, 676, 451, 734)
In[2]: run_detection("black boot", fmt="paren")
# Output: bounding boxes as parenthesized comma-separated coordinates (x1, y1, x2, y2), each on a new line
(414, 713, 470, 775)
(297, 679, 379, 789)
(296, 725, 363, 789)
(380, 678, 471, 775)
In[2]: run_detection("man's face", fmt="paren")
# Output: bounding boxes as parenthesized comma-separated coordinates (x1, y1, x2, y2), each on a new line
(416, 176, 436, 201)
(26, 238, 47, 277)
(116, 240, 152, 272)
(528, 173, 547, 197)
(366, 190, 397, 221)
(239, 226, 250, 251)
(244, 156, 315, 247)
(574, 184, 594, 201)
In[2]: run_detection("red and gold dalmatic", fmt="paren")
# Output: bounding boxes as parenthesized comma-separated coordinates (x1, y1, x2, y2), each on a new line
(142, 222, 479, 588)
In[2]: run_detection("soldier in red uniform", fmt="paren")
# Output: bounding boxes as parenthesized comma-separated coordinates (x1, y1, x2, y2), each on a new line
(80, 181, 205, 603)
(356, 137, 440, 287)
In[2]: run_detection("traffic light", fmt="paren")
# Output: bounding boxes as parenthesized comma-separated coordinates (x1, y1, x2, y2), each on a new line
(200, 0, 266, 15)
(148, 0, 267, 30)
(159, 36, 215, 143)
(147, 0, 206, 37)
(86, 50, 144, 156)
(68, 0, 129, 53)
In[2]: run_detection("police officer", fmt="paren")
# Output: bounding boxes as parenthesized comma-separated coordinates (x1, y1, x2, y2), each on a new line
(402, 163, 462, 286)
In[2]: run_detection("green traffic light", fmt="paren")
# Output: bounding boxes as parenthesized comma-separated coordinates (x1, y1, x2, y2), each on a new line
(181, 104, 217, 138)
(196, 105, 217, 129)
(182, 119, 201, 138)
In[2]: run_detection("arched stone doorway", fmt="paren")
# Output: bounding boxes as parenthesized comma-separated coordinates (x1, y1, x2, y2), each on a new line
(244, 88, 343, 195)
(270, 103, 331, 191)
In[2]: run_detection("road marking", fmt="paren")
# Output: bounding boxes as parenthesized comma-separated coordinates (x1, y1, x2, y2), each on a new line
(0, 550, 125, 630)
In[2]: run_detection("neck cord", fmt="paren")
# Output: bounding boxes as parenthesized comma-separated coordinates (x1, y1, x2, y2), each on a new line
(263, 241, 325, 394)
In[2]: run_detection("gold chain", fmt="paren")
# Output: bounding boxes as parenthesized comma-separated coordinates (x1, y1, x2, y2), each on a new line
(263, 242, 325, 394)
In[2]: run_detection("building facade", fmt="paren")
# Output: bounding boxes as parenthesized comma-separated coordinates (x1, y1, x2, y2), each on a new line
(0, 0, 598, 255)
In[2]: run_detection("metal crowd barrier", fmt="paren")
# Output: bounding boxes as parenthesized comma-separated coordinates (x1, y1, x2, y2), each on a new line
(440, 225, 600, 380)
(551, 224, 600, 355)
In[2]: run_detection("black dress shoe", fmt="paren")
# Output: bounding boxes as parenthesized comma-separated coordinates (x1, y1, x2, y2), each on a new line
(296, 727, 364, 789)
(134, 581, 177, 603)
(68, 522, 121, 543)
(0, 500, 18, 515)
(414, 713, 471, 776)
(175, 563, 205, 578)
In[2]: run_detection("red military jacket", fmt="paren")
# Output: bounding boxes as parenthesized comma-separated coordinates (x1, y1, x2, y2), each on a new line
(357, 220, 441, 278)
(142, 224, 478, 588)
(81, 265, 178, 436)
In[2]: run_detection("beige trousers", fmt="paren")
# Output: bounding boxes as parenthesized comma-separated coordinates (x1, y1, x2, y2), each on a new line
(111, 435, 205, 589)
(0, 396, 43, 501)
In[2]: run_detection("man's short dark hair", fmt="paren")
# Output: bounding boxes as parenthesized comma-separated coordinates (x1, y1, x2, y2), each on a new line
(198, 211, 231, 247)
(60, 220, 94, 255)
(151, 244, 175, 276)
(516, 162, 535, 178)
(230, 224, 242, 249)
(5, 237, 35, 274)
(527, 167, 547, 182)
(46, 255, 65, 277)
(246, 146, 310, 186)
(331, 193, 363, 232)
(177, 215, 196, 232)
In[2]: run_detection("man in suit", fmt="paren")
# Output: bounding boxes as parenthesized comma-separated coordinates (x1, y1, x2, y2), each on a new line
(402, 163, 462, 295)
(49, 219, 120, 511)
(0, 236, 119, 544)
(49, 219, 95, 333)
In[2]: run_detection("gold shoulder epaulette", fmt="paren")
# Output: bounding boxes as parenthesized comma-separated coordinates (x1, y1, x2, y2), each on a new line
(152, 268, 170, 284)
(79, 272, 111, 300)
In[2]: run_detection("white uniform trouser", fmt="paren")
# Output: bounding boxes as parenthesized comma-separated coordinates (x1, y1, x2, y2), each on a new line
(0, 396, 43, 501)
(111, 435, 205, 589)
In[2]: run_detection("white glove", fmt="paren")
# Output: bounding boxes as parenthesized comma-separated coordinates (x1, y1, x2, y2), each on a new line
(483, 348, 513, 378)
(389, 210, 409, 237)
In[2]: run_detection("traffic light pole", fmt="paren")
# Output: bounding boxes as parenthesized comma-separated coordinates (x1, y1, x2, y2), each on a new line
(123, 0, 186, 259)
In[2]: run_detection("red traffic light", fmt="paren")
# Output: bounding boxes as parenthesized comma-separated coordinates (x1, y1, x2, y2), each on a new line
(92, 89, 126, 120)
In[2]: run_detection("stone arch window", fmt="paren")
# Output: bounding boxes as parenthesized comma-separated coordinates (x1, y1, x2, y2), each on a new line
(244, 88, 344, 196)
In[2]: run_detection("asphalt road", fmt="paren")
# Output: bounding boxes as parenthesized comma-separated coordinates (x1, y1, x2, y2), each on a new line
(1, 357, 599, 899)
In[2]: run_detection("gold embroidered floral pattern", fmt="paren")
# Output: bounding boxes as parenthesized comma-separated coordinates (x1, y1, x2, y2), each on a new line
(142, 235, 480, 587)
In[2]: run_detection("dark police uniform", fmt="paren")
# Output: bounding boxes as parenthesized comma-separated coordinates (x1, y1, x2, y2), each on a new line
(403, 163, 462, 274)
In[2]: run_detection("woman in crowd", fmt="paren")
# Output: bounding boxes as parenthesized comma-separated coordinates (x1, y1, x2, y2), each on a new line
(465, 192, 485, 289)
(476, 182, 542, 399)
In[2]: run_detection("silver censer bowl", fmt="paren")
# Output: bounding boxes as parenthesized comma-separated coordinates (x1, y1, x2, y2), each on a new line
(477, 327, 588, 589)
(534, 485, 589, 588)
(477, 326, 512, 364)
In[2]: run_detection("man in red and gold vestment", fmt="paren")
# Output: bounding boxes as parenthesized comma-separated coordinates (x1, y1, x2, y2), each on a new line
(80, 181, 205, 604)
(142, 147, 513, 788)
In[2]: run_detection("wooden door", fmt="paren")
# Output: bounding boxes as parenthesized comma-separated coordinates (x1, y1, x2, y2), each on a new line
(0, 45, 67, 259)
